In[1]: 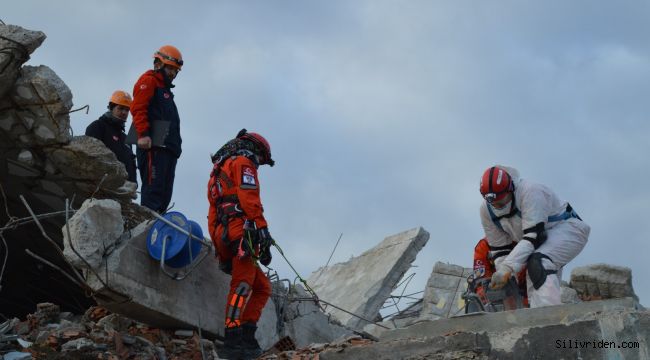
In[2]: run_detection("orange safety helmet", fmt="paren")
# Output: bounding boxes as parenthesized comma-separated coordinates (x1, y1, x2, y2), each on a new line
(238, 130, 274, 166)
(480, 166, 513, 204)
(109, 90, 133, 108)
(153, 45, 183, 69)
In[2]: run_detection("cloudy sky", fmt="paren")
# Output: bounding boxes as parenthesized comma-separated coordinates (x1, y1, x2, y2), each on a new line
(6, 1, 649, 309)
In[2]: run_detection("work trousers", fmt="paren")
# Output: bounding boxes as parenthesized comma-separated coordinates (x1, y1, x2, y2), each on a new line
(528, 218, 590, 307)
(136, 147, 177, 213)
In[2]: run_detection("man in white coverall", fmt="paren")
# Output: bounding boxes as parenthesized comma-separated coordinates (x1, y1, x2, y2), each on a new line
(479, 165, 590, 307)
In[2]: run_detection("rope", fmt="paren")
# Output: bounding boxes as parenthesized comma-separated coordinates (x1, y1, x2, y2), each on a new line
(269, 241, 391, 330)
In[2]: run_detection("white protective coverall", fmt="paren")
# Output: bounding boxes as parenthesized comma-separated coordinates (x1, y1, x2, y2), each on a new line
(479, 166, 590, 307)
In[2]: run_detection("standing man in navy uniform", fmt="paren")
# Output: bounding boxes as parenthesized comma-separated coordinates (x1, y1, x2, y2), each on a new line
(131, 45, 183, 213)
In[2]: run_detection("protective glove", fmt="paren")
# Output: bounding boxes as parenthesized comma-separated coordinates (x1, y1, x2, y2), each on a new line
(258, 227, 274, 266)
(489, 264, 513, 289)
(238, 220, 258, 259)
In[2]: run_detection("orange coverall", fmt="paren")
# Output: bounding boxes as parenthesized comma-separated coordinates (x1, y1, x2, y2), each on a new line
(473, 238, 528, 306)
(207, 156, 271, 327)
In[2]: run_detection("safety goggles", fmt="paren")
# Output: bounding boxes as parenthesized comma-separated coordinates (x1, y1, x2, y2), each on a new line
(156, 51, 183, 67)
(482, 191, 508, 204)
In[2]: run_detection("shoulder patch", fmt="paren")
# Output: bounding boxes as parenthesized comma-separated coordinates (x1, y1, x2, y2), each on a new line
(140, 84, 147, 90)
(241, 166, 257, 188)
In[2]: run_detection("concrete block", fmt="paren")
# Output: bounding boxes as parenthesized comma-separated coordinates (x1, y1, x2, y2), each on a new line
(62, 199, 124, 269)
(6, 65, 72, 146)
(0, 24, 46, 99)
(81, 218, 279, 349)
(419, 262, 472, 320)
(45, 136, 127, 190)
(282, 285, 352, 348)
(571, 263, 638, 301)
(307, 227, 429, 329)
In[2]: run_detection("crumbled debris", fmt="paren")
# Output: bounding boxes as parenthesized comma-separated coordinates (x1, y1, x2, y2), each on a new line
(0, 303, 219, 360)
(120, 201, 154, 231)
(258, 334, 375, 360)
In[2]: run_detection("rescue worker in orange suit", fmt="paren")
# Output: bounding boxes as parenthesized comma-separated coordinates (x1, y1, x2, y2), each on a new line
(207, 129, 275, 359)
(131, 45, 183, 213)
(473, 237, 528, 307)
(85, 90, 137, 184)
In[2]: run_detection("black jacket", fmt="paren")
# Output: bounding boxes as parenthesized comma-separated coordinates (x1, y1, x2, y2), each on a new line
(85, 112, 137, 184)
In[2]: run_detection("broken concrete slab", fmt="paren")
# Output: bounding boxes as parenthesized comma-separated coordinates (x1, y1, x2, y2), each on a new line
(0, 24, 46, 99)
(76, 219, 279, 349)
(307, 227, 429, 329)
(62, 199, 124, 269)
(0, 65, 73, 147)
(418, 262, 473, 321)
(321, 306, 650, 360)
(571, 263, 638, 301)
(45, 136, 128, 190)
(280, 284, 353, 348)
(382, 297, 642, 342)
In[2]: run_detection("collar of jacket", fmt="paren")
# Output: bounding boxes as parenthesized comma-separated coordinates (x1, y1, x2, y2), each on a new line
(152, 68, 175, 88)
(100, 111, 126, 131)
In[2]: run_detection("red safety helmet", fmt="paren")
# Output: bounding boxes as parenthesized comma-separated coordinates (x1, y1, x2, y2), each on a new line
(154, 45, 183, 69)
(480, 166, 513, 204)
(238, 129, 275, 166)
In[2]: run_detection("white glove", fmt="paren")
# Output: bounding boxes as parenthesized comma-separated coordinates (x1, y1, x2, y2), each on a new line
(490, 264, 513, 289)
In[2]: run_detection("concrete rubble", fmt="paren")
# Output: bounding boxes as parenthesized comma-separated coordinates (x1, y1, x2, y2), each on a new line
(62, 198, 124, 269)
(62, 198, 358, 351)
(0, 23, 136, 212)
(0, 303, 222, 360)
(419, 262, 473, 322)
(0, 24, 354, 354)
(275, 284, 353, 348)
(571, 263, 638, 301)
(0, 25, 46, 99)
(259, 298, 648, 360)
(307, 227, 429, 329)
(2, 21, 649, 360)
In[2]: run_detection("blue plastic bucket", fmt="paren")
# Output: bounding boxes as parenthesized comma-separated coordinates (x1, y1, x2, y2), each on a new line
(146, 212, 204, 268)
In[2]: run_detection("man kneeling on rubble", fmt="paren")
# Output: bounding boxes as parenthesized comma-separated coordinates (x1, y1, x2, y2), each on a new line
(479, 165, 590, 308)
(207, 129, 276, 359)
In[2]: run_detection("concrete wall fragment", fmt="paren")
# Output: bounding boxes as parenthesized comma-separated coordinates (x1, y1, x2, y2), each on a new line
(307, 227, 429, 329)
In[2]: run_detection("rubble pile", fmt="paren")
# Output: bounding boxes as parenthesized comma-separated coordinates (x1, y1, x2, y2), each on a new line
(258, 335, 375, 360)
(1, 21, 648, 360)
(1, 22, 139, 317)
(0, 303, 220, 360)
(0, 24, 137, 208)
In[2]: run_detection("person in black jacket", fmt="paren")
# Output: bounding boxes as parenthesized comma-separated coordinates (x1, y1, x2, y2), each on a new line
(85, 90, 137, 184)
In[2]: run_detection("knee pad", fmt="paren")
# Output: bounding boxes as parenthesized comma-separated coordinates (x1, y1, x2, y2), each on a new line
(527, 252, 556, 290)
(235, 282, 251, 297)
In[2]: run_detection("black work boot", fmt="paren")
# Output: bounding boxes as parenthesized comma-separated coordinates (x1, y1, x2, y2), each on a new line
(217, 326, 243, 359)
(240, 322, 262, 359)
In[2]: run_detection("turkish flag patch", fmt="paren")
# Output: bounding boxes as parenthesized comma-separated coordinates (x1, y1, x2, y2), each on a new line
(242, 166, 256, 186)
